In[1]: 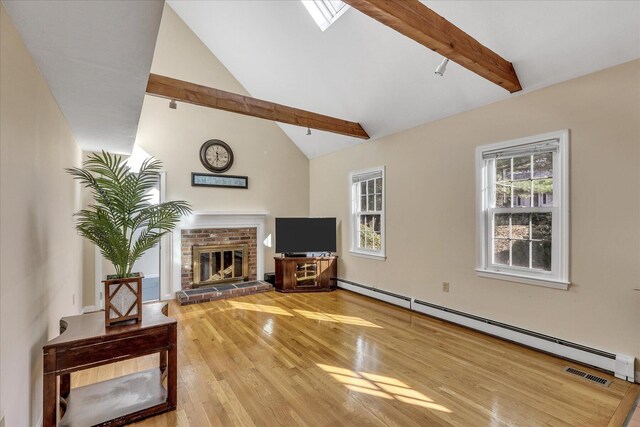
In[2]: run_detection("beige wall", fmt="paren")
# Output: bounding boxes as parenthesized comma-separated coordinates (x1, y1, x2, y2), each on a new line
(310, 60, 640, 367)
(82, 6, 310, 306)
(0, 5, 83, 426)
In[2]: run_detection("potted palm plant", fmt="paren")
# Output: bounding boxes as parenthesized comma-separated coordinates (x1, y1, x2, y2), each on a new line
(67, 151, 191, 326)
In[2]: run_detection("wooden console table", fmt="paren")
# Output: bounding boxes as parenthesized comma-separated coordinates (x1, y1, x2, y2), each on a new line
(43, 303, 177, 426)
(274, 256, 337, 293)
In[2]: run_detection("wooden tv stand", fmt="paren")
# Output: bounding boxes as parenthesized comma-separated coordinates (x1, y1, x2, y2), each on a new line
(274, 256, 337, 293)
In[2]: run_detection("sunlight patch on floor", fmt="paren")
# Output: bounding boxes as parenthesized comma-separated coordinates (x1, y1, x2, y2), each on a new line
(317, 363, 452, 413)
(359, 372, 409, 388)
(294, 309, 382, 328)
(345, 384, 393, 399)
(316, 364, 360, 378)
(228, 301, 293, 316)
(329, 373, 379, 389)
(179, 299, 382, 328)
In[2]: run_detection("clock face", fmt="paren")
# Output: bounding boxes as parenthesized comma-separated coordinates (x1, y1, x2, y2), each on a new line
(200, 140, 234, 173)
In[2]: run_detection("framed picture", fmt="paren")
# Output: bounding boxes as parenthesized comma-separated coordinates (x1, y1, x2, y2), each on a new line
(191, 172, 248, 189)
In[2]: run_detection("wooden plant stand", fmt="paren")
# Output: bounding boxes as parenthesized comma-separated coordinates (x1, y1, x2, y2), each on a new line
(103, 274, 143, 326)
(42, 303, 177, 426)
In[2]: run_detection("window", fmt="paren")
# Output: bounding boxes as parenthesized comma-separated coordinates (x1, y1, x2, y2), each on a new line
(476, 131, 569, 289)
(350, 167, 385, 259)
(301, 0, 349, 31)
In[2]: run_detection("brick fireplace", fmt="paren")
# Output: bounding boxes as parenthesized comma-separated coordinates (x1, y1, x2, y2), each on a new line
(181, 227, 257, 290)
(171, 213, 268, 300)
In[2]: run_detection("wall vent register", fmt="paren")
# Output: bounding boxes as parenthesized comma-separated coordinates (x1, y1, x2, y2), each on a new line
(563, 367, 611, 387)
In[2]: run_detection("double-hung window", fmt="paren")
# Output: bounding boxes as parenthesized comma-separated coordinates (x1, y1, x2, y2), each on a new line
(350, 167, 385, 259)
(476, 130, 569, 289)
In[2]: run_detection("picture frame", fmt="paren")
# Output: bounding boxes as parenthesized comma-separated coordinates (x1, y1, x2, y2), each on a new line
(191, 172, 248, 189)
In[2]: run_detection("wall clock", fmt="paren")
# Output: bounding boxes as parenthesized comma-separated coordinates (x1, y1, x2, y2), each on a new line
(199, 139, 234, 173)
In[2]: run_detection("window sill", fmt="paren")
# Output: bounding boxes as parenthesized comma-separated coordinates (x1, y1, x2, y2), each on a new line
(350, 250, 386, 261)
(475, 269, 569, 290)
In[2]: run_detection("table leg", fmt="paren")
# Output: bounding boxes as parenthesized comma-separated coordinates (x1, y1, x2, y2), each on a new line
(160, 350, 168, 382)
(160, 350, 167, 371)
(43, 352, 57, 427)
(168, 324, 177, 408)
(60, 373, 70, 398)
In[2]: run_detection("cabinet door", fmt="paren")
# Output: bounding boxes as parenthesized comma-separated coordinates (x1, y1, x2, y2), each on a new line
(275, 260, 284, 289)
(294, 260, 320, 289)
(317, 259, 335, 290)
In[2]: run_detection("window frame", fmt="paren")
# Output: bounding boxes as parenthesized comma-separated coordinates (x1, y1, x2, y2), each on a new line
(475, 130, 570, 290)
(301, 0, 349, 32)
(350, 166, 386, 260)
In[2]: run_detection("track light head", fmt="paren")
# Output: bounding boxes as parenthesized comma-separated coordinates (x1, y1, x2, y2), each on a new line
(435, 58, 449, 76)
(306, 127, 311, 135)
(169, 99, 177, 109)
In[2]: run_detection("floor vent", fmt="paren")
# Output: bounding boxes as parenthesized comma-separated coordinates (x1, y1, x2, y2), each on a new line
(563, 367, 611, 386)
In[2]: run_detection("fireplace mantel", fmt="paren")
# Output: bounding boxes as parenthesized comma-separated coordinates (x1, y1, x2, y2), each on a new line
(188, 211, 270, 217)
(170, 212, 268, 297)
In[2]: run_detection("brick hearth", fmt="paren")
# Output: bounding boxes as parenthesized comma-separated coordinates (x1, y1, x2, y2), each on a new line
(176, 281, 272, 305)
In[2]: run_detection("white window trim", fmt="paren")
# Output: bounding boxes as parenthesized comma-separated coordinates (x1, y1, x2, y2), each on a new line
(301, 0, 349, 32)
(475, 130, 570, 290)
(349, 166, 386, 260)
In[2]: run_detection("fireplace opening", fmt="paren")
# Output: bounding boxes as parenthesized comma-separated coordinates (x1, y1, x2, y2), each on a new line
(192, 244, 248, 287)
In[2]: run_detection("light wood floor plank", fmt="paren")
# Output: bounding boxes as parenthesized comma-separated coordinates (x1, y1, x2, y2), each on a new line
(71, 290, 634, 426)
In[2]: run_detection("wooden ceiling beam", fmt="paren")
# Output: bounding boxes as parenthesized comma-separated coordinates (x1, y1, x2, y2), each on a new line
(146, 74, 369, 139)
(343, 0, 522, 93)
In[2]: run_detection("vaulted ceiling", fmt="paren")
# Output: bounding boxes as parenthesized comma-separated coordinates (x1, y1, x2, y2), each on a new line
(169, 0, 640, 158)
(3, 0, 164, 153)
(3, 1, 639, 157)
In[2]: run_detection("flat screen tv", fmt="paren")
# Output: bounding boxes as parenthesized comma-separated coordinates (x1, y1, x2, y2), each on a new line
(275, 217, 336, 254)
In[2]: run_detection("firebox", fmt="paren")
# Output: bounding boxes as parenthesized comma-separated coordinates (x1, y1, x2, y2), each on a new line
(192, 244, 249, 287)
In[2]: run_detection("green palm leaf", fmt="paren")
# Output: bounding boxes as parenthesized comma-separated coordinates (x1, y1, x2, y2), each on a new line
(67, 151, 192, 278)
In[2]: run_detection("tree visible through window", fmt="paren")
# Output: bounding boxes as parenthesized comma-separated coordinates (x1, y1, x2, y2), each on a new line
(476, 131, 569, 288)
(351, 168, 385, 257)
(493, 153, 553, 270)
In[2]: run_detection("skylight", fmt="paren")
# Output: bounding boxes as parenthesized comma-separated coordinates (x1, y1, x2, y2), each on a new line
(302, 0, 349, 31)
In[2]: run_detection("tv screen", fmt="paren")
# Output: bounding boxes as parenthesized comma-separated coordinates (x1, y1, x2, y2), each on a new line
(275, 217, 336, 254)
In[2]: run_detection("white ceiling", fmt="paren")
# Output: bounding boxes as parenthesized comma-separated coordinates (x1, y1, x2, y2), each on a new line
(2, 0, 164, 154)
(3, 1, 638, 157)
(168, 0, 640, 159)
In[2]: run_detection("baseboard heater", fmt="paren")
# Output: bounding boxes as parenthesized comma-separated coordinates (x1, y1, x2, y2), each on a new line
(336, 279, 411, 309)
(335, 278, 635, 382)
(413, 299, 635, 382)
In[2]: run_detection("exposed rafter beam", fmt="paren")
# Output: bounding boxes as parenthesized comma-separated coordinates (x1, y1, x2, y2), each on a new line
(146, 74, 369, 139)
(343, 0, 522, 93)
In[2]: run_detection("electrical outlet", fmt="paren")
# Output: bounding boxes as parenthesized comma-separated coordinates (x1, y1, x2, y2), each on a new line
(442, 282, 450, 293)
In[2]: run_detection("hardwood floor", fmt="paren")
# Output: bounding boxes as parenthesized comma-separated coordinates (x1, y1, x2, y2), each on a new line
(71, 290, 636, 426)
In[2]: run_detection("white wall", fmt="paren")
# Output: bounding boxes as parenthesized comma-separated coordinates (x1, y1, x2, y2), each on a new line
(82, 5, 310, 305)
(0, 5, 83, 426)
(310, 60, 640, 371)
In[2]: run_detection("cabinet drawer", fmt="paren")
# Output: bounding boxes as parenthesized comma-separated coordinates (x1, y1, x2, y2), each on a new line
(55, 327, 171, 373)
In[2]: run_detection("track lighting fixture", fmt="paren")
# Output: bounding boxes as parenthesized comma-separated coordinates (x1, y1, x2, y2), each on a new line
(169, 99, 177, 109)
(435, 58, 449, 76)
(306, 127, 311, 135)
